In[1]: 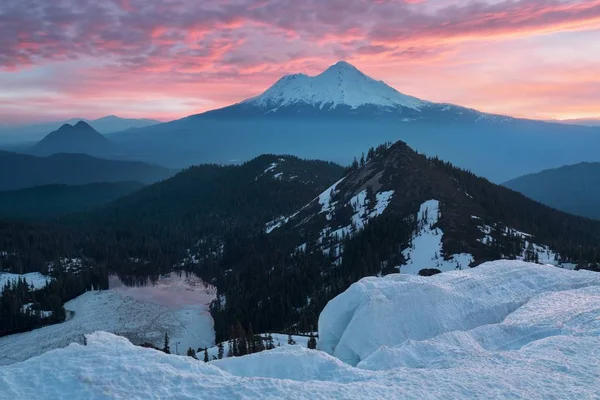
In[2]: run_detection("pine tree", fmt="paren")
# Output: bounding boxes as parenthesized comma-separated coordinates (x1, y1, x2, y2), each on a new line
(266, 333, 275, 350)
(163, 332, 171, 354)
(226, 340, 234, 357)
(287, 334, 296, 345)
(217, 341, 224, 359)
(247, 323, 256, 354)
(186, 347, 197, 359)
(307, 332, 317, 349)
(204, 348, 209, 362)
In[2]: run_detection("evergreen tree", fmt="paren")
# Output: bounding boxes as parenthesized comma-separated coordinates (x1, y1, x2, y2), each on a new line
(217, 341, 224, 359)
(266, 333, 275, 350)
(163, 332, 170, 354)
(307, 333, 317, 349)
(204, 347, 209, 362)
(226, 340, 234, 357)
(186, 347, 197, 359)
(287, 334, 296, 345)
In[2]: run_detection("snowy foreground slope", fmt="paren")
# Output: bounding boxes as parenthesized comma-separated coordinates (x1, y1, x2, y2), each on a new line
(0, 273, 215, 365)
(2, 261, 599, 399)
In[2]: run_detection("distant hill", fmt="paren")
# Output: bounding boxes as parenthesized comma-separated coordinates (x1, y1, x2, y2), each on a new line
(0, 116, 161, 144)
(0, 151, 173, 191)
(551, 118, 600, 127)
(0, 182, 145, 220)
(30, 121, 115, 157)
(503, 162, 600, 220)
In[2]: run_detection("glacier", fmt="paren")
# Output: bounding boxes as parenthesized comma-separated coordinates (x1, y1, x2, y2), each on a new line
(1, 261, 599, 399)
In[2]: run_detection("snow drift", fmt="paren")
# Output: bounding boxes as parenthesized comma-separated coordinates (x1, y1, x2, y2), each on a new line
(318, 260, 600, 365)
(1, 261, 599, 399)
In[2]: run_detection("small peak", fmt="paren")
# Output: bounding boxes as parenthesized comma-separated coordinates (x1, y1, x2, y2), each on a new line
(58, 123, 73, 130)
(74, 121, 94, 130)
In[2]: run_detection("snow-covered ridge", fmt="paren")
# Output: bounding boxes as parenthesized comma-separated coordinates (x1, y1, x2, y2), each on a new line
(244, 61, 426, 112)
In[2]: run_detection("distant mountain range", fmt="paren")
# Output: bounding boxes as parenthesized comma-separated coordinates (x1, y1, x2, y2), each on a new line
(551, 118, 600, 127)
(504, 162, 600, 220)
(0, 116, 160, 144)
(0, 151, 172, 191)
(30, 121, 116, 157)
(103, 61, 600, 183)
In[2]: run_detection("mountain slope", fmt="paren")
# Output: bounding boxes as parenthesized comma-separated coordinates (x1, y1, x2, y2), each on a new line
(85, 155, 344, 241)
(30, 121, 115, 157)
(0, 151, 172, 191)
(206, 141, 600, 338)
(503, 162, 600, 220)
(0, 182, 144, 220)
(107, 61, 600, 182)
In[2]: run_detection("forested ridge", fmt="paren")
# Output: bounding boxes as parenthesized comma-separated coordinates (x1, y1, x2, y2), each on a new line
(2, 144, 600, 341)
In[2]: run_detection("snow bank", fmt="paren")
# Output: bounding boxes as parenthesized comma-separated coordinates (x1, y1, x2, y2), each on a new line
(318, 260, 600, 365)
(211, 345, 364, 382)
(2, 262, 600, 399)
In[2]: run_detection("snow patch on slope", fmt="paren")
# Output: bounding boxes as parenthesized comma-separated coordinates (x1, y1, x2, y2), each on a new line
(398, 200, 473, 275)
(318, 177, 346, 220)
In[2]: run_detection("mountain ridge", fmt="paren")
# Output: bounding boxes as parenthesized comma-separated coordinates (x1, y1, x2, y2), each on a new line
(503, 162, 600, 220)
(0, 150, 172, 191)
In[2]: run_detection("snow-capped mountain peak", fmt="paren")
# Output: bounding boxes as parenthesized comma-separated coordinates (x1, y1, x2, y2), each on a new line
(243, 61, 426, 112)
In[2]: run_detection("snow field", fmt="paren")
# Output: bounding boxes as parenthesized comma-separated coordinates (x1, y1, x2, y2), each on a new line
(2, 261, 600, 399)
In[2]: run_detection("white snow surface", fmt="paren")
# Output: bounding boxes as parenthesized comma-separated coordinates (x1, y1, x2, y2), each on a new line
(0, 272, 52, 293)
(318, 177, 345, 219)
(2, 261, 600, 399)
(244, 61, 425, 112)
(399, 200, 473, 274)
(0, 272, 215, 365)
(318, 260, 600, 367)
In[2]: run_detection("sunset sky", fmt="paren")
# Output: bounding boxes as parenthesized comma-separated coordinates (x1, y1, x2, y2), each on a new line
(1, 0, 599, 124)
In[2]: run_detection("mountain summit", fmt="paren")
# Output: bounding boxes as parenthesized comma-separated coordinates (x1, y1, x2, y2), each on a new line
(31, 121, 116, 157)
(242, 61, 426, 113)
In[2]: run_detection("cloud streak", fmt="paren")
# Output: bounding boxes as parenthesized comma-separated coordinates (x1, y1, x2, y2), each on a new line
(0, 0, 599, 123)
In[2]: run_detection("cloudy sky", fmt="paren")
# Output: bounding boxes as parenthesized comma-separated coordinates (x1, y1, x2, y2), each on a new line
(1, 0, 599, 124)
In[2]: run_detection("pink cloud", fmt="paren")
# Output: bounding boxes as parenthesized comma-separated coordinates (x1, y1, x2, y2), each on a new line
(0, 0, 599, 123)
